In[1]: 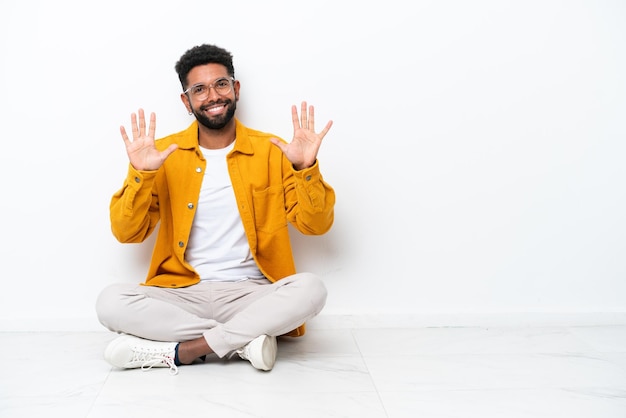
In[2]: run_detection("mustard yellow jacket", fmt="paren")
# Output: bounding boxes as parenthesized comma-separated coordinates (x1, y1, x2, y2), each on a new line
(110, 119, 335, 335)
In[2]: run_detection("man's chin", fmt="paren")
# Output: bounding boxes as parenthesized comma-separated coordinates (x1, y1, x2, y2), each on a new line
(194, 104, 236, 130)
(196, 115, 227, 130)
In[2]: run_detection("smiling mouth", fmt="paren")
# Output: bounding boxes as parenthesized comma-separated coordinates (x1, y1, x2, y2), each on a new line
(204, 104, 226, 115)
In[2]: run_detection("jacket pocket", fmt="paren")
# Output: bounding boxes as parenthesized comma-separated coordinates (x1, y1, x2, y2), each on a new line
(251, 185, 287, 233)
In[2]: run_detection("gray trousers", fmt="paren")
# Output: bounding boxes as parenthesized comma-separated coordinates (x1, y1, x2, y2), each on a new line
(95, 272, 327, 358)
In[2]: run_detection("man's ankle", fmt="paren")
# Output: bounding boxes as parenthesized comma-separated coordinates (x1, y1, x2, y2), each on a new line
(176, 340, 212, 365)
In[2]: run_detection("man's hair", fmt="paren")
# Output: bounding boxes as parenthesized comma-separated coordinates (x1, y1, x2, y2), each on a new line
(174, 44, 235, 90)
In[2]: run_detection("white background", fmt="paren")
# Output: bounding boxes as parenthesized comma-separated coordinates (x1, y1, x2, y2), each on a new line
(1, 0, 625, 330)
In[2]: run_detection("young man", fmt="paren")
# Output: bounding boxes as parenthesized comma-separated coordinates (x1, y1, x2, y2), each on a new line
(96, 44, 335, 375)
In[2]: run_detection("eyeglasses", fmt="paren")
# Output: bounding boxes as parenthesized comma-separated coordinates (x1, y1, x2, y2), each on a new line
(183, 77, 234, 100)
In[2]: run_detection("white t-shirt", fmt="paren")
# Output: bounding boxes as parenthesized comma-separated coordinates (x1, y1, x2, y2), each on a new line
(185, 143, 264, 282)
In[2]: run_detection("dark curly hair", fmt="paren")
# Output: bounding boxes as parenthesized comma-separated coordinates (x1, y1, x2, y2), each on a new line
(174, 44, 235, 91)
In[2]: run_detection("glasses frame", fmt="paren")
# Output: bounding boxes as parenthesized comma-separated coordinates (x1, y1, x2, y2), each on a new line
(183, 77, 235, 99)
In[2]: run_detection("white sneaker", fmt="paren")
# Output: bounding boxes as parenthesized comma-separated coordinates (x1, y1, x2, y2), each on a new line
(104, 334, 179, 375)
(236, 335, 277, 371)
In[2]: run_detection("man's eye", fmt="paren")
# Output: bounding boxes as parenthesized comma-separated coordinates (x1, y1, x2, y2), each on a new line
(193, 86, 206, 95)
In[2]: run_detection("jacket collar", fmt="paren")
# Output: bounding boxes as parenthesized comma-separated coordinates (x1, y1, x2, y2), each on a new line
(177, 118, 253, 155)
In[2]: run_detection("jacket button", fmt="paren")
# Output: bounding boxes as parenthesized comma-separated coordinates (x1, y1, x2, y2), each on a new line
(134, 177, 141, 183)
(305, 175, 312, 181)
(178, 241, 184, 247)
(196, 167, 202, 173)
(187, 203, 194, 209)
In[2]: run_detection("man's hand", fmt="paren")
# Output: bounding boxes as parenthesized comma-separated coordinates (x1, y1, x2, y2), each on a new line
(120, 108, 178, 171)
(270, 101, 333, 170)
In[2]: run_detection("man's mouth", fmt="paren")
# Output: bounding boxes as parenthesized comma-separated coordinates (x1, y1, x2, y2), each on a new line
(203, 103, 227, 115)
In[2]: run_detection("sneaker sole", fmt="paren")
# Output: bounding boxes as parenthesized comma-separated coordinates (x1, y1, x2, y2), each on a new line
(252, 335, 277, 371)
(104, 335, 137, 368)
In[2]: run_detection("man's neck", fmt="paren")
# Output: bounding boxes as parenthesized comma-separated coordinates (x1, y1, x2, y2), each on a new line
(197, 120, 236, 149)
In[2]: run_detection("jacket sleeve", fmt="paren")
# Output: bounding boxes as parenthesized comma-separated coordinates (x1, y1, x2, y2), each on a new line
(285, 159, 335, 235)
(109, 164, 161, 243)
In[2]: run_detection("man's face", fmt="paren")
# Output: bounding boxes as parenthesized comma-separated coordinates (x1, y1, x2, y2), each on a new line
(184, 63, 238, 130)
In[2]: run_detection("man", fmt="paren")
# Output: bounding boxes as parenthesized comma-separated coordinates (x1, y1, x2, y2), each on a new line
(96, 44, 335, 375)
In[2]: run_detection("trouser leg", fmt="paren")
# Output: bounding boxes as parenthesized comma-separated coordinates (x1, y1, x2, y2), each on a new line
(95, 272, 327, 358)
(204, 272, 327, 357)
(95, 282, 219, 343)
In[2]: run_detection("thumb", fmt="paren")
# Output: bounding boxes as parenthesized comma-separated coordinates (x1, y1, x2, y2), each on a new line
(269, 137, 287, 153)
(161, 144, 179, 160)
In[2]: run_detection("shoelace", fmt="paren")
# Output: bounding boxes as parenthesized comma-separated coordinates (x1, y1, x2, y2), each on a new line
(130, 349, 179, 375)
(228, 345, 248, 360)
(141, 355, 178, 375)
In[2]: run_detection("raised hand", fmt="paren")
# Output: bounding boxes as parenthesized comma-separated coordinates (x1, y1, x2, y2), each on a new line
(270, 101, 333, 170)
(120, 109, 178, 171)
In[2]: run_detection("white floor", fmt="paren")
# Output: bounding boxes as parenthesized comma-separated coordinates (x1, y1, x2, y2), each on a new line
(1, 324, 626, 417)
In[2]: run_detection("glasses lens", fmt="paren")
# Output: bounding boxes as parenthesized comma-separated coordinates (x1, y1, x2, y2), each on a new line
(191, 85, 207, 97)
(214, 78, 232, 94)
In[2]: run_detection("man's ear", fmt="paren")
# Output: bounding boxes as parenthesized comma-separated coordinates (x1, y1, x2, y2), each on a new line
(180, 93, 192, 113)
